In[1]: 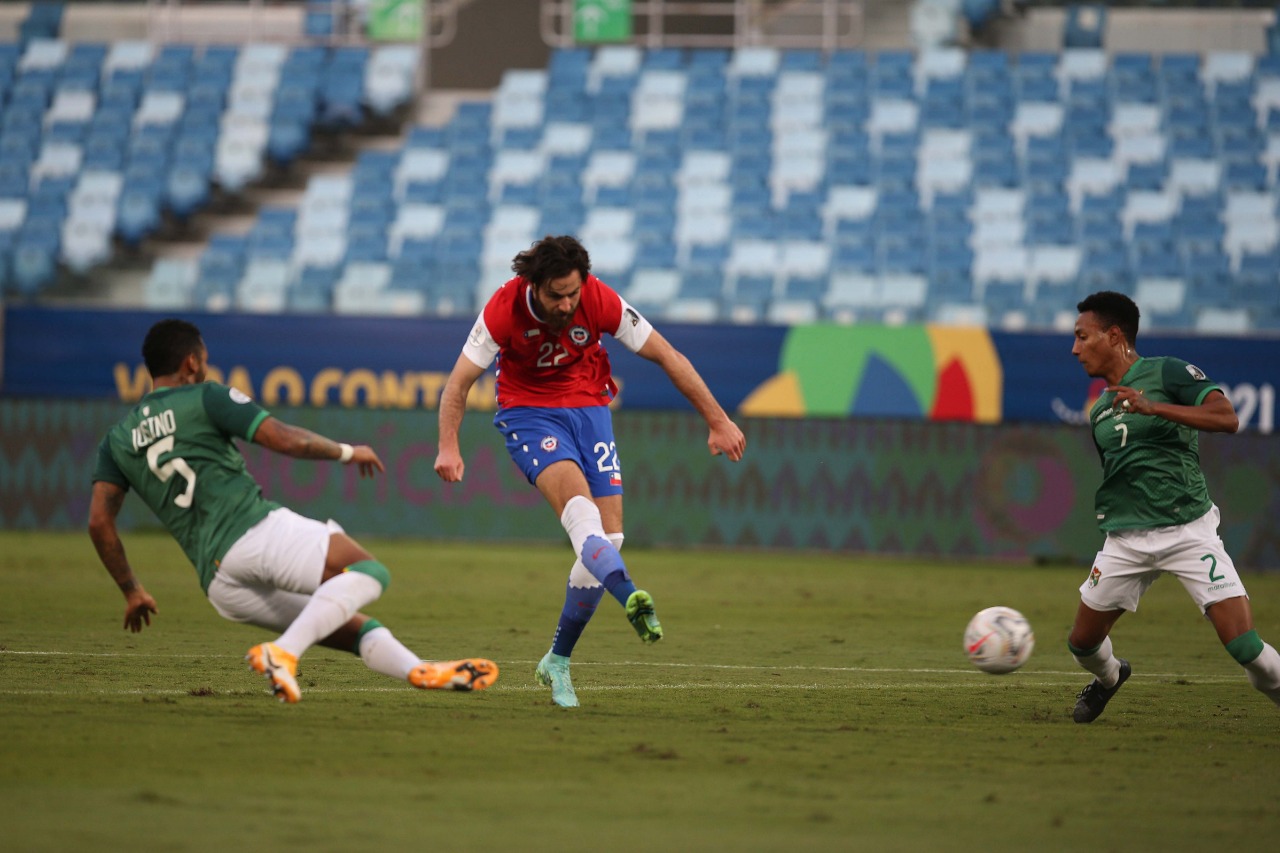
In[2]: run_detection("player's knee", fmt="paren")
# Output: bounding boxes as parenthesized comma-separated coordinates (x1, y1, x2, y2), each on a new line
(560, 495, 603, 546)
(1225, 629, 1264, 665)
(347, 559, 391, 593)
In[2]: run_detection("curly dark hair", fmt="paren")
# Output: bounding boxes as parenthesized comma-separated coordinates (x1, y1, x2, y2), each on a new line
(142, 318, 204, 378)
(1077, 291, 1140, 344)
(511, 235, 592, 288)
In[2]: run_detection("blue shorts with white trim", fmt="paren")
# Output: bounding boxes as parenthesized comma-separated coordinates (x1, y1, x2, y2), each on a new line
(493, 406, 623, 497)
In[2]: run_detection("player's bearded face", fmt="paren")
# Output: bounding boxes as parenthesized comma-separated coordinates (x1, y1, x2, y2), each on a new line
(535, 271, 584, 331)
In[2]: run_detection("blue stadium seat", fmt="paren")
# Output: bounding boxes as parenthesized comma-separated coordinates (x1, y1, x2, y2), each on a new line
(115, 189, 161, 246)
(84, 42, 1275, 328)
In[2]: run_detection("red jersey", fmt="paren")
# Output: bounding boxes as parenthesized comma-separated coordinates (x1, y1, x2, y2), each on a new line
(461, 274, 654, 409)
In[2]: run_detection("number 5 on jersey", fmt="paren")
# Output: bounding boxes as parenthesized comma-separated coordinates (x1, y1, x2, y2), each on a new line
(146, 435, 197, 508)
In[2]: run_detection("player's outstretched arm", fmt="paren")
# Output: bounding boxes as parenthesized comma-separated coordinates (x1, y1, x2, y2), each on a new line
(636, 329, 746, 462)
(435, 354, 488, 482)
(252, 417, 385, 478)
(88, 481, 158, 633)
(1107, 386, 1240, 434)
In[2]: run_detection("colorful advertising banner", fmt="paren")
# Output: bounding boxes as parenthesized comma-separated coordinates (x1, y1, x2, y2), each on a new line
(2, 306, 1277, 432)
(4, 401, 1278, 568)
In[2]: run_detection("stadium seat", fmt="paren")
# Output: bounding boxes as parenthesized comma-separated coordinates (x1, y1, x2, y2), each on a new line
(143, 257, 198, 309)
(365, 45, 420, 116)
(85, 42, 1277, 330)
(237, 258, 291, 312)
(1195, 306, 1251, 335)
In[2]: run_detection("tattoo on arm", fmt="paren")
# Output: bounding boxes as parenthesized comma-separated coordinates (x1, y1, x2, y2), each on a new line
(257, 418, 344, 460)
(90, 486, 138, 592)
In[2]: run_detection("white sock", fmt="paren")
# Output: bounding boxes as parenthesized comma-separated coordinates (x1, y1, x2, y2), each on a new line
(1073, 636, 1122, 687)
(275, 571, 383, 658)
(1244, 642, 1280, 707)
(560, 495, 606, 554)
(358, 626, 423, 681)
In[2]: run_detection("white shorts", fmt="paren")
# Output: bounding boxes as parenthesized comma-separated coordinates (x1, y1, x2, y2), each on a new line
(207, 507, 345, 631)
(1079, 504, 1248, 615)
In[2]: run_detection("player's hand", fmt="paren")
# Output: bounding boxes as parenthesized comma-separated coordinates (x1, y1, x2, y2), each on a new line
(708, 420, 746, 462)
(1106, 386, 1149, 415)
(123, 588, 158, 633)
(348, 445, 385, 478)
(435, 449, 465, 482)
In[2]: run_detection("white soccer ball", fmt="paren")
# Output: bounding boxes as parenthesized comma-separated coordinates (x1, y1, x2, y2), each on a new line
(964, 606, 1035, 674)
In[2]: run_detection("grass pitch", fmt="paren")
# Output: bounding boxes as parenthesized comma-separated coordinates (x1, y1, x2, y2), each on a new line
(2, 530, 1278, 852)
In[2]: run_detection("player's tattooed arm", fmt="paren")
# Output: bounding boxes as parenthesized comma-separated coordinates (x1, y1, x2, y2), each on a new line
(252, 417, 385, 476)
(88, 481, 158, 632)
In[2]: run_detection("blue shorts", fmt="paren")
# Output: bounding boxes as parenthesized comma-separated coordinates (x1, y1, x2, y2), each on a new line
(494, 406, 623, 497)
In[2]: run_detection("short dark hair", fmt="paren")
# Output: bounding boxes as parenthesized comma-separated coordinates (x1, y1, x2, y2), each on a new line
(511, 235, 591, 287)
(142, 319, 204, 377)
(1077, 291, 1140, 344)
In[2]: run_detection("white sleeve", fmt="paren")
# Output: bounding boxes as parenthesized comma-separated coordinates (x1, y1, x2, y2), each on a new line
(460, 312, 500, 369)
(612, 296, 655, 353)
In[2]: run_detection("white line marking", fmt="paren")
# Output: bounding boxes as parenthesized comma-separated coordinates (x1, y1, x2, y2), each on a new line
(0, 681, 1123, 697)
(0, 649, 1245, 682)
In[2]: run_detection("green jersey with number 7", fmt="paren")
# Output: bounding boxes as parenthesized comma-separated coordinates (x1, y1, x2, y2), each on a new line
(1087, 356, 1220, 532)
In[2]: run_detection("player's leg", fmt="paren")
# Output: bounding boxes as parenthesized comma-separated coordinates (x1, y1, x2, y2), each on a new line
(214, 510, 359, 700)
(537, 522, 626, 707)
(1068, 536, 1149, 722)
(266, 529, 386, 659)
(541, 466, 661, 641)
(1068, 600, 1126, 683)
(1205, 596, 1280, 705)
(495, 409, 600, 705)
(1170, 507, 1280, 707)
(222, 510, 495, 700)
(1068, 602, 1132, 724)
(321, 614, 499, 693)
(284, 535, 496, 692)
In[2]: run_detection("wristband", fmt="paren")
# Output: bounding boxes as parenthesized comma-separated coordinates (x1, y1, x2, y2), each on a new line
(338, 443, 354, 463)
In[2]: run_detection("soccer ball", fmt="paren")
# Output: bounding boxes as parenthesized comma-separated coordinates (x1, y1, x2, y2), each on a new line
(964, 606, 1035, 674)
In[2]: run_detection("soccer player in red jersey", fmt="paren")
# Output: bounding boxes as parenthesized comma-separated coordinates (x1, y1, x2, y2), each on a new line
(435, 235, 746, 706)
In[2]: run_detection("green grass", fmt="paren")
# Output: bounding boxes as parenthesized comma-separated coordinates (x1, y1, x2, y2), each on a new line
(2, 530, 1278, 852)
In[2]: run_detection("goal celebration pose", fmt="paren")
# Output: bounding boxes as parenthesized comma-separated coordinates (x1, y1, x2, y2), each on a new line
(89, 319, 497, 703)
(1067, 291, 1280, 722)
(435, 235, 746, 707)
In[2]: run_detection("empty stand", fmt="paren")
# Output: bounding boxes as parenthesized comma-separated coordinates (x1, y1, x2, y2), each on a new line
(0, 36, 418, 298)
(38, 43, 1264, 333)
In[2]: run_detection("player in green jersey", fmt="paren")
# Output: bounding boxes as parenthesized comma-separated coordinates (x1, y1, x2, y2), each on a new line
(89, 319, 498, 703)
(1067, 291, 1280, 722)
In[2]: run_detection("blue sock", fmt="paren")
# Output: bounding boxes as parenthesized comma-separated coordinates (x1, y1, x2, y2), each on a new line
(551, 583, 605, 657)
(581, 535, 636, 606)
(603, 573, 637, 606)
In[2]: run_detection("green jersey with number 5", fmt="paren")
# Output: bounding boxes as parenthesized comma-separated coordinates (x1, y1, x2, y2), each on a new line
(92, 382, 280, 591)
(1088, 356, 1221, 532)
